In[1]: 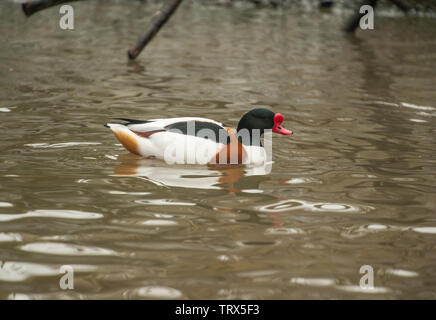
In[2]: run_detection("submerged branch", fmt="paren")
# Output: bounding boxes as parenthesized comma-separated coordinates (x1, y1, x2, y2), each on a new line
(22, 0, 84, 17)
(390, 0, 411, 13)
(127, 0, 184, 60)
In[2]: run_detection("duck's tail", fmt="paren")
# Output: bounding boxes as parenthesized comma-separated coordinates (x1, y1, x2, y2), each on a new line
(105, 123, 140, 156)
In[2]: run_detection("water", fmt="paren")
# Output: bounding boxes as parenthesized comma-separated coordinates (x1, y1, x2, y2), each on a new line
(1, 0, 436, 299)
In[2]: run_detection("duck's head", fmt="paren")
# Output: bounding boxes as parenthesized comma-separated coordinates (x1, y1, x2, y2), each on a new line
(237, 108, 293, 137)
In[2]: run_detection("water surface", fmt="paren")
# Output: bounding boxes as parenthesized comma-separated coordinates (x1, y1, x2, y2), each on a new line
(1, 1, 436, 299)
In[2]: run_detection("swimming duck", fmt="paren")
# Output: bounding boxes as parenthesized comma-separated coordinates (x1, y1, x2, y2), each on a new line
(105, 108, 292, 165)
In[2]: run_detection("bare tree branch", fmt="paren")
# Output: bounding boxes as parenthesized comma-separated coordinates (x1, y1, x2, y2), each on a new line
(390, 0, 411, 13)
(22, 0, 84, 17)
(127, 0, 184, 60)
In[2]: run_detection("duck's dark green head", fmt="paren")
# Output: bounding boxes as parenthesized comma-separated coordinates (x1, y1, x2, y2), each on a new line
(237, 108, 293, 136)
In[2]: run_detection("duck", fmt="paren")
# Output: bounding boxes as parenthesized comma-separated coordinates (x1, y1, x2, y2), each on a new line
(105, 108, 293, 165)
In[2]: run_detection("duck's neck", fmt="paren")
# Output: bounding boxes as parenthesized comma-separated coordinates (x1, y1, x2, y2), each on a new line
(236, 129, 263, 147)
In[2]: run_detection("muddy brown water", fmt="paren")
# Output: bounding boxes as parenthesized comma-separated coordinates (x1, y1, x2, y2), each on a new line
(1, 1, 436, 299)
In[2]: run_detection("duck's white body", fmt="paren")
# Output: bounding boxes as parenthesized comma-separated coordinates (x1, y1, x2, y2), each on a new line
(106, 117, 267, 165)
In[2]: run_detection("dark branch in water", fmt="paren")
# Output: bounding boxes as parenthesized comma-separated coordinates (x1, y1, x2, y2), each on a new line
(390, 0, 411, 13)
(127, 0, 184, 60)
(343, 0, 378, 33)
(319, 1, 335, 9)
(22, 0, 83, 17)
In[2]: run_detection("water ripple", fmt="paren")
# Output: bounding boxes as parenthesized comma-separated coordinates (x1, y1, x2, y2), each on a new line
(0, 232, 23, 242)
(141, 219, 179, 226)
(19, 242, 117, 256)
(0, 261, 97, 282)
(412, 227, 436, 235)
(290, 277, 336, 287)
(335, 285, 391, 294)
(258, 199, 374, 214)
(125, 286, 183, 299)
(383, 269, 419, 278)
(135, 199, 196, 206)
(265, 228, 305, 235)
(0, 209, 103, 222)
(0, 202, 13, 207)
(283, 177, 323, 185)
(25, 142, 101, 148)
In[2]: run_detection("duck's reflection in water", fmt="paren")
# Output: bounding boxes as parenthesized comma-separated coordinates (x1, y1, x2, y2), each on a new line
(113, 154, 272, 192)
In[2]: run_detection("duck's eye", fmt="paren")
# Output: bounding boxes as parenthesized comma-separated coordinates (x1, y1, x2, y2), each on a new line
(278, 126, 282, 129)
